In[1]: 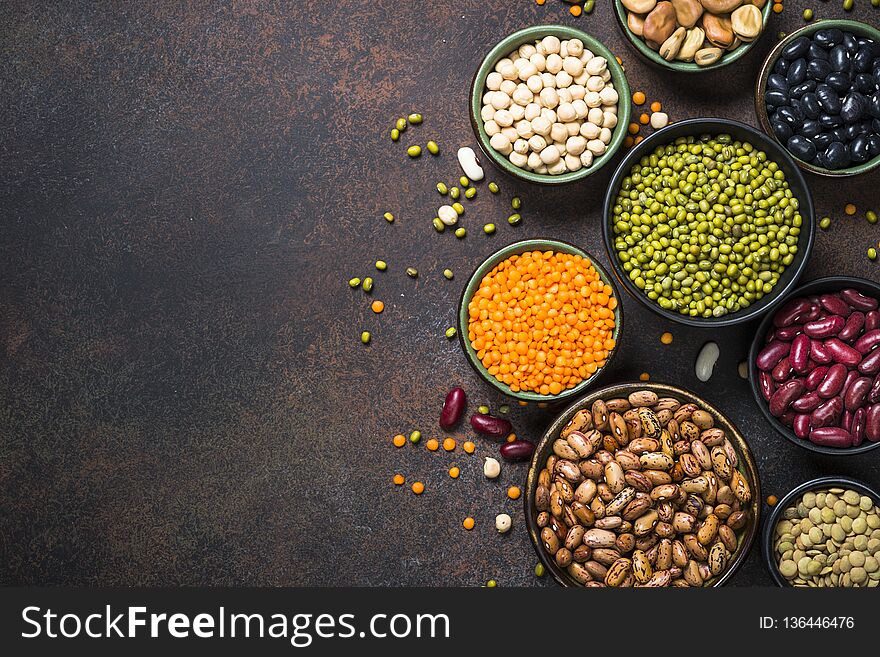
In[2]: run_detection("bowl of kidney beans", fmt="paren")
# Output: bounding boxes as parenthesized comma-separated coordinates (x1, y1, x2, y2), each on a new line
(749, 276, 880, 454)
(755, 20, 880, 177)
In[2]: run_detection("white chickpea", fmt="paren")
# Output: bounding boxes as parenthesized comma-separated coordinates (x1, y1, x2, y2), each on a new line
(540, 35, 561, 55)
(565, 153, 583, 172)
(568, 38, 584, 57)
(480, 104, 496, 122)
(524, 102, 542, 121)
(509, 151, 528, 168)
(494, 109, 514, 127)
(556, 102, 576, 123)
(550, 122, 568, 143)
(563, 56, 583, 77)
(574, 70, 589, 86)
(529, 52, 546, 72)
(580, 121, 600, 139)
(518, 43, 537, 59)
(539, 87, 559, 109)
(535, 163, 549, 174)
(603, 104, 618, 115)
(500, 79, 516, 96)
(528, 134, 547, 152)
(517, 62, 538, 80)
(601, 69, 611, 83)
(587, 139, 606, 156)
(530, 115, 552, 136)
(553, 140, 567, 156)
(539, 144, 561, 165)
(547, 159, 567, 175)
(494, 57, 513, 73)
(566, 135, 587, 156)
(599, 127, 612, 144)
(569, 84, 586, 100)
(512, 86, 533, 106)
(586, 56, 607, 75)
(599, 87, 619, 105)
(499, 62, 518, 80)
(585, 91, 602, 108)
(527, 151, 543, 170)
(602, 111, 618, 129)
(485, 120, 500, 136)
(572, 99, 588, 119)
(566, 122, 580, 137)
(580, 151, 594, 168)
(587, 107, 604, 126)
(587, 75, 605, 92)
(486, 71, 503, 91)
(555, 71, 573, 89)
(526, 74, 543, 94)
(559, 40, 569, 58)
(540, 72, 556, 88)
(482, 91, 494, 105)
(556, 88, 571, 105)
(513, 138, 529, 155)
(491, 90, 511, 110)
(509, 103, 525, 121)
(545, 53, 563, 74)
(500, 126, 518, 142)
(516, 119, 534, 139)
(490, 132, 513, 155)
(580, 49, 594, 63)
(540, 107, 557, 123)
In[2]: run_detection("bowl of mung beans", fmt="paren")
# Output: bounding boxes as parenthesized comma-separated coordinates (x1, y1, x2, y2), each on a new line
(602, 117, 815, 328)
(458, 239, 622, 403)
(469, 25, 631, 184)
(525, 382, 761, 587)
(763, 476, 880, 587)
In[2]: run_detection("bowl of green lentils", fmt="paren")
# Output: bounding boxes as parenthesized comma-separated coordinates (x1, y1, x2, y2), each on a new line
(602, 117, 816, 327)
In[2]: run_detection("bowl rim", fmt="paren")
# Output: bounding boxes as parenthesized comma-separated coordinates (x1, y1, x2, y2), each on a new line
(457, 238, 624, 403)
(746, 275, 880, 455)
(611, 0, 772, 74)
(601, 116, 816, 328)
(524, 380, 762, 587)
(761, 475, 880, 587)
(754, 18, 880, 178)
(468, 24, 632, 186)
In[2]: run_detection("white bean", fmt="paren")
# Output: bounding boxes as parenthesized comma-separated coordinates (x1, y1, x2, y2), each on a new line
(438, 205, 458, 226)
(457, 146, 485, 181)
(695, 342, 720, 382)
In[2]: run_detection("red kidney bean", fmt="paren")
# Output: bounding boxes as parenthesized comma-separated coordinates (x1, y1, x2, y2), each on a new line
(866, 311, 880, 332)
(805, 366, 829, 390)
(811, 397, 843, 428)
(789, 334, 811, 374)
(853, 329, 880, 355)
(852, 407, 867, 446)
(780, 411, 796, 426)
(870, 374, 880, 404)
(809, 340, 833, 364)
(792, 390, 822, 412)
(773, 299, 814, 328)
(757, 340, 790, 371)
(817, 363, 848, 398)
(839, 312, 865, 342)
(840, 288, 879, 312)
(770, 379, 805, 417)
(819, 293, 853, 317)
(824, 338, 862, 366)
(440, 387, 467, 429)
(804, 315, 845, 339)
(842, 410, 854, 433)
(841, 370, 859, 398)
(759, 371, 775, 401)
(859, 348, 880, 376)
(500, 439, 535, 461)
(792, 413, 811, 439)
(809, 427, 853, 448)
(775, 325, 804, 342)
(470, 413, 512, 439)
(772, 356, 793, 382)
(867, 404, 880, 442)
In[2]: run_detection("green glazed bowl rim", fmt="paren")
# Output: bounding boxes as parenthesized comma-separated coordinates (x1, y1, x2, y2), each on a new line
(754, 18, 880, 178)
(457, 239, 623, 403)
(469, 25, 631, 185)
(612, 0, 772, 74)
(524, 381, 762, 587)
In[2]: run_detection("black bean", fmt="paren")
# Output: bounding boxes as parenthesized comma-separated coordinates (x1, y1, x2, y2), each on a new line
(869, 92, 880, 119)
(819, 113, 843, 129)
(843, 33, 859, 55)
(850, 135, 872, 164)
(765, 90, 788, 107)
(824, 142, 851, 169)
(816, 84, 842, 114)
(844, 123, 865, 141)
(772, 118, 793, 141)
(787, 135, 817, 162)
(854, 74, 877, 94)
(812, 132, 833, 150)
(808, 43, 828, 61)
(790, 80, 816, 98)
(854, 46, 874, 73)
(767, 73, 789, 92)
(826, 72, 852, 93)
(829, 45, 851, 73)
(814, 29, 843, 49)
(841, 92, 867, 124)
(807, 59, 831, 81)
(800, 120, 821, 138)
(869, 134, 880, 156)
(776, 106, 801, 127)
(801, 92, 821, 119)
(786, 58, 807, 85)
(782, 36, 811, 60)
(774, 57, 791, 75)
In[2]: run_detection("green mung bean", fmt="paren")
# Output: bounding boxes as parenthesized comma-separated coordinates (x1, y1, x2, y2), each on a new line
(383, 212, 394, 223)
(455, 227, 467, 238)
(488, 182, 499, 194)
(433, 217, 445, 232)
(484, 223, 496, 235)
(437, 182, 448, 195)
(361, 331, 371, 344)
(427, 140, 439, 155)
(452, 202, 464, 215)
(445, 327, 457, 338)
(407, 145, 422, 158)
(362, 277, 374, 292)
(460, 176, 470, 188)
(870, 247, 878, 261)
(508, 213, 522, 226)
(511, 196, 521, 210)
(443, 268, 454, 280)
(348, 277, 361, 288)
(406, 267, 418, 278)
(450, 187, 460, 199)
(396, 118, 407, 131)
(478, 405, 489, 414)
(375, 260, 387, 271)
(465, 187, 477, 199)
(391, 128, 400, 141)
(844, 0, 853, 10)
(408, 113, 423, 125)
(409, 430, 421, 443)
(867, 210, 878, 224)
(819, 217, 831, 230)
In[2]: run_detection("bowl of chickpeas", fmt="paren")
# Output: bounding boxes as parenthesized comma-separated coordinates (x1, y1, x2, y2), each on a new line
(469, 25, 631, 184)
(458, 239, 623, 403)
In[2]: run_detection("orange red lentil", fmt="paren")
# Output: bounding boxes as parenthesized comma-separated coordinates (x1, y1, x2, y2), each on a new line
(412, 482, 425, 494)
(463, 517, 475, 530)
(650, 101, 662, 113)
(449, 466, 460, 479)
(393, 474, 405, 485)
(632, 91, 646, 105)
(443, 437, 456, 451)
(507, 486, 521, 500)
(463, 441, 476, 454)
(466, 250, 617, 395)
(371, 300, 384, 313)
(569, 4, 582, 16)
(426, 438, 439, 451)
(392, 434, 406, 448)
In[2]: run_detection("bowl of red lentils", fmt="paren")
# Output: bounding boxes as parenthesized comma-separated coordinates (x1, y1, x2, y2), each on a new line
(457, 239, 623, 403)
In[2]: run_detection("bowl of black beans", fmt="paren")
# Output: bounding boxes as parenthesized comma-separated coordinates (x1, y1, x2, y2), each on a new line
(755, 20, 880, 177)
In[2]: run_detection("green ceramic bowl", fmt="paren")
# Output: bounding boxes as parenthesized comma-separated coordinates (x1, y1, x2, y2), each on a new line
(755, 19, 880, 178)
(469, 25, 631, 185)
(612, 0, 771, 73)
(457, 239, 623, 403)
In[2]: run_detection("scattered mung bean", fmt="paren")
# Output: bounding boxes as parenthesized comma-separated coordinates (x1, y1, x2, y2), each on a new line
(478, 405, 490, 415)
(512, 196, 521, 210)
(507, 213, 522, 225)
(450, 187, 460, 200)
(396, 118, 407, 131)
(408, 113, 423, 125)
(375, 260, 387, 271)
(362, 277, 373, 292)
(819, 217, 831, 230)
(361, 331, 371, 344)
(406, 267, 418, 278)
(455, 227, 467, 238)
(407, 145, 422, 158)
(488, 182, 499, 194)
(446, 327, 457, 338)
(383, 212, 394, 223)
(452, 202, 464, 215)
(433, 217, 445, 232)
(410, 430, 421, 444)
(348, 277, 361, 288)
(460, 176, 470, 188)
(465, 187, 477, 199)
(391, 128, 400, 141)
(427, 140, 439, 155)
(443, 268, 454, 280)
(437, 182, 448, 195)
(483, 223, 496, 234)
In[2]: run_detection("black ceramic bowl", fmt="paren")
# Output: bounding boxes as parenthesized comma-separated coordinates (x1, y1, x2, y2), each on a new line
(747, 276, 880, 456)
(762, 476, 880, 587)
(525, 381, 762, 587)
(602, 118, 816, 328)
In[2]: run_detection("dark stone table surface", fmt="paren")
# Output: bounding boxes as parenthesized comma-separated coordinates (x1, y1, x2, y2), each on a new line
(2, 1, 879, 586)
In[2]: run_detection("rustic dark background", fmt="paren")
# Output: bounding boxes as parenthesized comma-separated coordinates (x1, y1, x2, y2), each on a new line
(1, 1, 878, 586)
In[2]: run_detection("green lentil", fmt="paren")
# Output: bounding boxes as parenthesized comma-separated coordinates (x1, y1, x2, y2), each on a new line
(867, 210, 878, 224)
(445, 327, 457, 338)
(478, 405, 490, 414)
(348, 277, 361, 288)
(534, 563, 546, 577)
(508, 213, 522, 226)
(443, 268, 454, 280)
(610, 133, 803, 319)
(391, 128, 400, 141)
(452, 202, 465, 215)
(455, 227, 467, 238)
(407, 145, 422, 158)
(870, 247, 878, 261)
(427, 140, 439, 155)
(408, 113, 423, 125)
(819, 216, 831, 230)
(512, 196, 522, 210)
(361, 331, 371, 344)
(844, 0, 853, 10)
(488, 182, 500, 194)
(396, 118, 407, 131)
(460, 176, 470, 188)
(484, 223, 496, 235)
(433, 217, 445, 232)
(383, 212, 394, 223)
(375, 260, 387, 271)
(803, 9, 813, 20)
(465, 187, 477, 199)
(584, 0, 595, 12)
(499, 404, 510, 414)
(450, 186, 460, 200)
(406, 267, 418, 278)
(437, 182, 448, 195)
(362, 277, 374, 293)
(409, 430, 421, 443)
